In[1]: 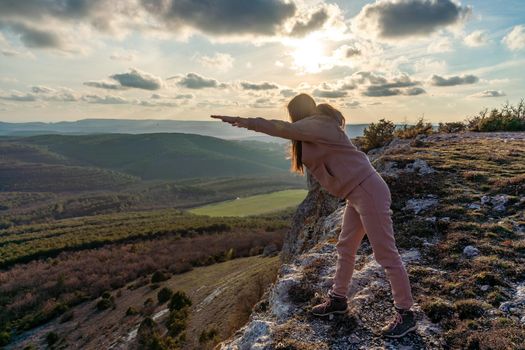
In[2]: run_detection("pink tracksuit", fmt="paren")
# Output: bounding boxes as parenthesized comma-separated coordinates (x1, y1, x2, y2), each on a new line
(244, 114, 414, 309)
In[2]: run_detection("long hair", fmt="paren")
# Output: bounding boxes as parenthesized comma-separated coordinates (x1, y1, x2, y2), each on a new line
(286, 93, 345, 175)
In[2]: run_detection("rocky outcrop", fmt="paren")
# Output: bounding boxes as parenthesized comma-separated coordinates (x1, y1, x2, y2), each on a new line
(218, 132, 525, 350)
(218, 139, 444, 350)
(279, 170, 342, 263)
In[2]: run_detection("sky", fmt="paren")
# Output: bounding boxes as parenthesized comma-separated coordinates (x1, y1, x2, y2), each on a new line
(0, 0, 524, 124)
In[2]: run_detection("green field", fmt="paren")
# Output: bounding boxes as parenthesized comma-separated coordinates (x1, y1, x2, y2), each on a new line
(188, 189, 308, 217)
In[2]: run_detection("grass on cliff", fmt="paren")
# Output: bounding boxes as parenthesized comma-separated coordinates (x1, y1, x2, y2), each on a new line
(375, 135, 525, 349)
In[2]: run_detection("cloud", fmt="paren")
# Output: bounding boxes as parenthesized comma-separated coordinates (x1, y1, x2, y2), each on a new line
(135, 99, 178, 107)
(312, 88, 347, 98)
(413, 58, 447, 74)
(403, 87, 426, 95)
(427, 36, 453, 53)
(110, 50, 136, 61)
(502, 25, 525, 51)
(110, 68, 162, 90)
(175, 73, 226, 89)
(31, 86, 55, 94)
(141, 0, 296, 37)
(470, 90, 506, 98)
(249, 97, 278, 108)
(344, 101, 360, 108)
(0, 91, 37, 102)
(1, 86, 77, 102)
(82, 94, 128, 104)
(240, 81, 279, 90)
(289, 8, 328, 37)
(353, 0, 470, 40)
(430, 74, 479, 86)
(0, 21, 64, 49)
(196, 52, 234, 71)
(84, 68, 163, 91)
(350, 71, 426, 97)
(174, 94, 193, 99)
(345, 46, 361, 57)
(280, 89, 297, 97)
(83, 81, 124, 90)
(44, 91, 77, 102)
(464, 30, 489, 47)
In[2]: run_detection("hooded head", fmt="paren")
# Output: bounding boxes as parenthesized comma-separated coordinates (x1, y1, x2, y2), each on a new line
(287, 93, 345, 127)
(286, 93, 346, 175)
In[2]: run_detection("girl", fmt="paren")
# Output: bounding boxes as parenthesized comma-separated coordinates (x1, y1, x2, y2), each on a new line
(210, 93, 416, 338)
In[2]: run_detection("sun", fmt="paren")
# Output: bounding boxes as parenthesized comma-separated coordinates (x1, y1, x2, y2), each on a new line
(287, 35, 331, 74)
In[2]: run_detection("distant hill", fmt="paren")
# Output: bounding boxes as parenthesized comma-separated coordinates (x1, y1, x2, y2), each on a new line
(8, 133, 292, 181)
(0, 118, 372, 140)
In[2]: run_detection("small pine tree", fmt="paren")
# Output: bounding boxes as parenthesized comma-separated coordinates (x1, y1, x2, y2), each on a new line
(168, 291, 192, 311)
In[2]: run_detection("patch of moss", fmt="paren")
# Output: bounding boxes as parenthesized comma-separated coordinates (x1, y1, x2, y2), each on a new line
(421, 298, 455, 323)
(454, 299, 488, 319)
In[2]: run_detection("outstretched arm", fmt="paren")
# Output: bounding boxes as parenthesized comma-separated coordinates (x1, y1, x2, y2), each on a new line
(210, 115, 325, 142)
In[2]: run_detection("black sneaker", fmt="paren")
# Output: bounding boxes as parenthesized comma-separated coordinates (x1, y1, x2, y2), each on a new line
(311, 289, 348, 316)
(381, 307, 417, 338)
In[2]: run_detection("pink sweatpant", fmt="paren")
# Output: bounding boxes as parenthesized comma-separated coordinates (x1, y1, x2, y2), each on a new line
(332, 171, 414, 310)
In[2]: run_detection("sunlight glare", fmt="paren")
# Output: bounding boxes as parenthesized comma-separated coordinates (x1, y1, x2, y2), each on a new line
(288, 35, 330, 74)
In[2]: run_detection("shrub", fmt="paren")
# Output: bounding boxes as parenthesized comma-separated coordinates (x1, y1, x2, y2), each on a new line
(454, 299, 488, 319)
(126, 306, 139, 316)
(395, 117, 434, 139)
(166, 308, 189, 337)
(59, 310, 74, 323)
(466, 99, 525, 132)
(361, 118, 395, 152)
(157, 287, 173, 304)
(199, 328, 219, 343)
(151, 271, 169, 284)
(0, 331, 11, 346)
(136, 317, 173, 350)
(438, 121, 466, 133)
(45, 331, 59, 346)
(96, 298, 113, 311)
(168, 291, 192, 311)
(421, 299, 455, 323)
(142, 297, 156, 316)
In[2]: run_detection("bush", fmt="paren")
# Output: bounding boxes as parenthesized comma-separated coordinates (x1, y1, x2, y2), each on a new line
(361, 118, 395, 152)
(421, 299, 455, 323)
(199, 328, 219, 343)
(136, 317, 174, 350)
(168, 291, 192, 311)
(151, 270, 169, 284)
(96, 298, 113, 311)
(0, 331, 11, 346)
(126, 306, 139, 316)
(454, 299, 488, 319)
(166, 308, 189, 337)
(59, 310, 74, 323)
(157, 287, 173, 304)
(395, 117, 434, 139)
(46, 331, 59, 346)
(467, 99, 525, 132)
(438, 121, 466, 133)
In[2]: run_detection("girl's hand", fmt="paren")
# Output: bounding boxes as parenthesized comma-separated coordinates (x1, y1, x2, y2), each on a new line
(210, 115, 248, 128)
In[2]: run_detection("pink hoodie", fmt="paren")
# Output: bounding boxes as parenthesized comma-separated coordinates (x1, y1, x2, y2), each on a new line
(244, 114, 377, 199)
